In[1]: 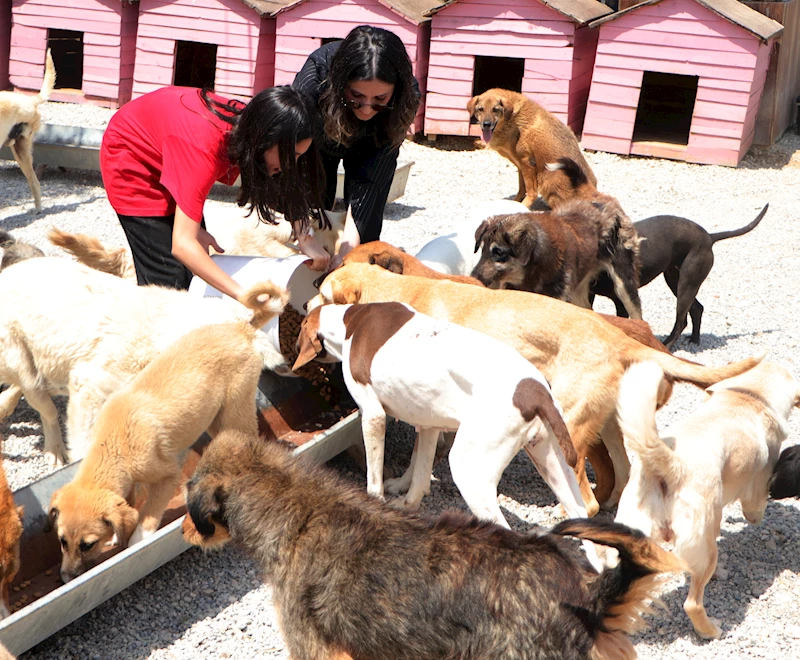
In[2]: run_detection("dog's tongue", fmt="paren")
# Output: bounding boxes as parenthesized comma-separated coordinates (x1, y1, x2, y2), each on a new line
(481, 127, 493, 143)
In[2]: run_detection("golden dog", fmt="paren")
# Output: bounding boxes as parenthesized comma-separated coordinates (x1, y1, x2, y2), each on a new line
(46, 281, 287, 582)
(467, 88, 596, 208)
(0, 50, 55, 212)
(309, 264, 762, 516)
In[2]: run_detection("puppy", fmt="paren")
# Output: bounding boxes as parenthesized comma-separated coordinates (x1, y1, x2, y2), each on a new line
(184, 431, 685, 660)
(472, 201, 642, 319)
(592, 204, 768, 349)
(769, 444, 800, 499)
(467, 89, 596, 208)
(46, 281, 287, 582)
(294, 302, 588, 531)
(0, 50, 56, 212)
(615, 360, 799, 639)
(0, 441, 23, 620)
(308, 264, 763, 516)
(0, 230, 44, 270)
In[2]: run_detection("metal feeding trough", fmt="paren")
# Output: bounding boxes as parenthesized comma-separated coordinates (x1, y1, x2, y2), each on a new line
(0, 256, 363, 656)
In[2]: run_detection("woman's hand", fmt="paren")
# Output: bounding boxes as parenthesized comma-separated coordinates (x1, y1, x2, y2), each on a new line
(328, 204, 361, 271)
(296, 231, 331, 272)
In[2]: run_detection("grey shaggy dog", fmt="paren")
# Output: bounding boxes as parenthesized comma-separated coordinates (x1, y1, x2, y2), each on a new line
(184, 431, 684, 660)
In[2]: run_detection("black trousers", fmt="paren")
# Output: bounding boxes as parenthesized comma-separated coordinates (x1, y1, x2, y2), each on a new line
(320, 139, 399, 244)
(117, 213, 201, 290)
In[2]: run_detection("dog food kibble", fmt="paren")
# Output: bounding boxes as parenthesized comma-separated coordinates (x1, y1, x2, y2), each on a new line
(12, 586, 19, 592)
(33, 591, 42, 598)
(45, 569, 53, 576)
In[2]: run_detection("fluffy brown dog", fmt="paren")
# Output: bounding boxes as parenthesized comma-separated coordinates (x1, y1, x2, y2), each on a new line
(467, 89, 596, 208)
(309, 264, 762, 516)
(0, 444, 23, 620)
(46, 281, 287, 583)
(0, 50, 55, 212)
(472, 202, 642, 319)
(184, 430, 684, 660)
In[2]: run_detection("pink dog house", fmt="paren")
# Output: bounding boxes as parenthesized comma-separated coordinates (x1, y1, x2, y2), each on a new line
(272, 0, 437, 133)
(7, 0, 139, 107)
(1, 0, 11, 90)
(422, 0, 613, 139)
(132, 0, 291, 101)
(581, 0, 784, 166)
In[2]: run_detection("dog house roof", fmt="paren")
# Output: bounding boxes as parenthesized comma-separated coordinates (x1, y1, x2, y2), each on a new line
(424, 0, 613, 25)
(272, 0, 438, 23)
(239, 0, 295, 16)
(589, 0, 783, 42)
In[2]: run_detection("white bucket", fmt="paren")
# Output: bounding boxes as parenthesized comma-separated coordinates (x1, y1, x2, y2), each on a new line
(188, 253, 318, 352)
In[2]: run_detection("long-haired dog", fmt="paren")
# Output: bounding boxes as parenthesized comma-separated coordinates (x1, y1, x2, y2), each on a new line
(0, 229, 44, 270)
(471, 202, 642, 319)
(184, 432, 685, 660)
(1, 49, 56, 212)
(0, 439, 23, 620)
(615, 360, 799, 639)
(46, 281, 287, 583)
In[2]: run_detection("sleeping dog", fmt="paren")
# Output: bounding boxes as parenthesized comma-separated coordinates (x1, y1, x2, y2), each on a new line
(294, 302, 590, 534)
(184, 431, 685, 660)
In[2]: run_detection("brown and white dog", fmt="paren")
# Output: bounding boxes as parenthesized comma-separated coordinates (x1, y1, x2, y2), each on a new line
(185, 431, 684, 660)
(294, 302, 592, 542)
(47, 281, 287, 583)
(614, 360, 799, 639)
(308, 264, 763, 516)
(467, 89, 596, 208)
(1, 50, 56, 213)
(471, 200, 642, 319)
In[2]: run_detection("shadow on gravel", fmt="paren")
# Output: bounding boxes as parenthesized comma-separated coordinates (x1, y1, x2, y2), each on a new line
(0, 196, 104, 230)
(634, 498, 800, 648)
(385, 203, 424, 221)
(667, 328, 779, 354)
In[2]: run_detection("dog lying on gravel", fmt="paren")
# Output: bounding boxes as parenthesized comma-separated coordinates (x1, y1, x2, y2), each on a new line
(183, 430, 685, 660)
(0, 257, 289, 465)
(294, 302, 589, 533)
(615, 360, 799, 639)
(47, 282, 287, 583)
(308, 264, 763, 516)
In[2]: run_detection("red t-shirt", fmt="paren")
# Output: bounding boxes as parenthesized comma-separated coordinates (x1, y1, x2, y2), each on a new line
(100, 87, 241, 222)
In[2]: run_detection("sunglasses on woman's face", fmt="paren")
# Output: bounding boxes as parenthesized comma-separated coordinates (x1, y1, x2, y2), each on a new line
(341, 97, 393, 113)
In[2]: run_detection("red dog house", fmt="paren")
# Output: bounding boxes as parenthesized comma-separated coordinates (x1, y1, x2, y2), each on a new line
(581, 0, 784, 166)
(272, 0, 436, 133)
(7, 0, 139, 107)
(132, 0, 291, 101)
(422, 0, 613, 139)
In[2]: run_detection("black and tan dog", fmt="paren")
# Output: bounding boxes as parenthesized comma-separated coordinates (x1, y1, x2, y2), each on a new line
(467, 89, 596, 208)
(184, 431, 684, 660)
(471, 201, 643, 319)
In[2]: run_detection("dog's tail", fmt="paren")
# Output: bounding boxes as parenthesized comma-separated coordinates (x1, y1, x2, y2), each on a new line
(238, 281, 289, 330)
(545, 157, 591, 191)
(769, 445, 800, 500)
(617, 362, 684, 491)
(710, 204, 768, 243)
(552, 518, 685, 659)
(47, 227, 134, 279)
(38, 49, 56, 103)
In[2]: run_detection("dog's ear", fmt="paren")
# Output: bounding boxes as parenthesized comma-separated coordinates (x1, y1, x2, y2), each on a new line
(293, 312, 324, 371)
(185, 478, 231, 550)
(466, 95, 479, 122)
(499, 97, 514, 122)
(512, 222, 541, 265)
(369, 252, 404, 275)
(330, 279, 361, 305)
(474, 220, 491, 254)
(102, 495, 139, 549)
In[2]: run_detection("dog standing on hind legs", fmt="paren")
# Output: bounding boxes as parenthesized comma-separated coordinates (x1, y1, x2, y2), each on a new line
(0, 49, 56, 213)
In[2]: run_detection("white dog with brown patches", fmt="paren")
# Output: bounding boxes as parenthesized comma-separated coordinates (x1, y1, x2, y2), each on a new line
(294, 302, 590, 532)
(615, 360, 799, 639)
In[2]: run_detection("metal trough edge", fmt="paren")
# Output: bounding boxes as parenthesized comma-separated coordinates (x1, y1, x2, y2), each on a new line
(0, 410, 361, 657)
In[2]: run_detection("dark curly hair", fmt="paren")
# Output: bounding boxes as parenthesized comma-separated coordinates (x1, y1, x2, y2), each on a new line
(202, 87, 323, 232)
(319, 25, 419, 149)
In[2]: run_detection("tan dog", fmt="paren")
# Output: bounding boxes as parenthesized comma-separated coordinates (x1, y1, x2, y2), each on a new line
(615, 360, 799, 639)
(308, 264, 762, 516)
(1, 50, 55, 212)
(46, 281, 287, 582)
(471, 202, 642, 319)
(467, 89, 596, 208)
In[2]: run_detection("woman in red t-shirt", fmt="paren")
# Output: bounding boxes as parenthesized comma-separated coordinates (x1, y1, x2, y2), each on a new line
(100, 85, 330, 297)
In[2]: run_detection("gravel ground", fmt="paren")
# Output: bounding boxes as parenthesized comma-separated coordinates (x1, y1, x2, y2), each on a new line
(1, 101, 800, 658)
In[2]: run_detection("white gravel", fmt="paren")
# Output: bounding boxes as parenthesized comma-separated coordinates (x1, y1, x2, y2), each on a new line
(2, 100, 800, 659)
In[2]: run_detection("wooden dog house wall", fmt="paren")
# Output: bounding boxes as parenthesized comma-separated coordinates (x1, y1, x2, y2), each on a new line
(422, 0, 613, 139)
(272, 0, 436, 134)
(1, 0, 11, 89)
(581, 0, 784, 166)
(131, 0, 289, 102)
(7, 0, 139, 107)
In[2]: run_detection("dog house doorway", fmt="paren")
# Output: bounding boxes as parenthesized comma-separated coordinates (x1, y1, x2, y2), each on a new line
(472, 56, 524, 96)
(632, 71, 699, 145)
(174, 41, 217, 89)
(47, 29, 83, 90)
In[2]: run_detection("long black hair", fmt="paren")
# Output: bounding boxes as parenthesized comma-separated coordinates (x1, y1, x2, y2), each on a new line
(319, 25, 419, 149)
(202, 87, 323, 232)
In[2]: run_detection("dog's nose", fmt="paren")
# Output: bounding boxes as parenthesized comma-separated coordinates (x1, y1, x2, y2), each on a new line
(482, 120, 492, 129)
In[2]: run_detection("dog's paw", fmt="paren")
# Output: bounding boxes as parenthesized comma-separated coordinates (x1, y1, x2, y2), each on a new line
(387, 495, 422, 513)
(713, 564, 729, 581)
(44, 448, 67, 468)
(695, 618, 723, 640)
(384, 476, 411, 496)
